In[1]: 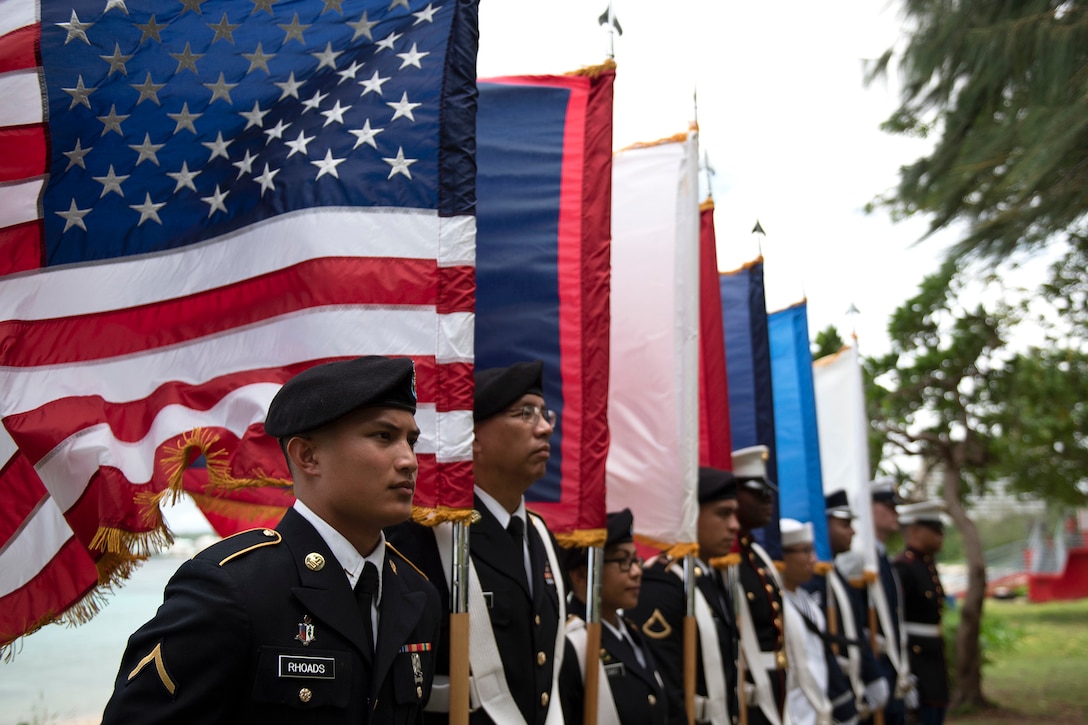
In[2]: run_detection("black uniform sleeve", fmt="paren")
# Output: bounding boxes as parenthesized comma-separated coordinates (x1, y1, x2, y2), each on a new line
(101, 558, 250, 725)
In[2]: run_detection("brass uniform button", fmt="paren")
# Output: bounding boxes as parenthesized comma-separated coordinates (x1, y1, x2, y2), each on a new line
(747, 592, 755, 601)
(540, 692, 549, 707)
(694, 566, 703, 576)
(535, 615, 542, 626)
(771, 601, 780, 612)
(913, 645, 922, 654)
(925, 591, 934, 599)
(417, 686, 423, 699)
(263, 529, 276, 537)
(537, 651, 547, 666)
(757, 567, 765, 575)
(765, 584, 774, 593)
(299, 687, 313, 703)
(648, 694, 657, 706)
(305, 553, 325, 572)
(776, 650, 788, 669)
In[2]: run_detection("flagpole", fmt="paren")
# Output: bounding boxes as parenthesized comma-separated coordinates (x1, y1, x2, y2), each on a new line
(449, 520, 470, 725)
(582, 545, 603, 725)
(751, 220, 765, 257)
(683, 553, 697, 725)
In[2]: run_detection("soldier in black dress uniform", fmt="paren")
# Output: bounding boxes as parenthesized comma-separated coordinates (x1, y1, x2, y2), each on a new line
(102, 356, 442, 724)
(802, 491, 887, 720)
(386, 360, 566, 725)
(894, 501, 949, 725)
(733, 445, 787, 725)
(627, 467, 740, 725)
(560, 508, 668, 724)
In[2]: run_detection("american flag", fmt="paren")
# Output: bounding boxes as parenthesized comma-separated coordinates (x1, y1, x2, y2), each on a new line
(0, 0, 478, 651)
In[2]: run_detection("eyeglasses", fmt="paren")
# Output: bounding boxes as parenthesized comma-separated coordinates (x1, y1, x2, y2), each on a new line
(602, 554, 644, 572)
(510, 404, 557, 427)
(782, 545, 815, 556)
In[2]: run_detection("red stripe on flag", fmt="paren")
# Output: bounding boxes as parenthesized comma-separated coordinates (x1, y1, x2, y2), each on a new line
(437, 264, 475, 314)
(0, 125, 46, 181)
(0, 258, 470, 366)
(0, 24, 38, 74)
(0, 537, 100, 645)
(0, 219, 42, 275)
(698, 203, 732, 468)
(0, 453, 47, 546)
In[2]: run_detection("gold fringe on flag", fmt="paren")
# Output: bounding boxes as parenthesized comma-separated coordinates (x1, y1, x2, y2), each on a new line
(710, 553, 741, 569)
(555, 528, 606, 549)
(411, 505, 477, 527)
(565, 58, 617, 78)
(699, 197, 715, 212)
(774, 560, 787, 573)
(814, 561, 835, 575)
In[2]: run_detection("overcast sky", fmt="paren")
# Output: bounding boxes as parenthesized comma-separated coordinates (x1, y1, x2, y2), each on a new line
(478, 0, 958, 357)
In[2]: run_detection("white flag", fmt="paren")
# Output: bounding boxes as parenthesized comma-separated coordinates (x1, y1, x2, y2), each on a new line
(605, 131, 700, 549)
(813, 344, 877, 574)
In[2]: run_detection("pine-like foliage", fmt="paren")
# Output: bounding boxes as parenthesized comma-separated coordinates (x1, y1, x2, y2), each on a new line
(873, 1, 1088, 262)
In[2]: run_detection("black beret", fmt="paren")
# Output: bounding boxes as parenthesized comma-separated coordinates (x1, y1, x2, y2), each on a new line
(264, 356, 416, 439)
(562, 509, 636, 571)
(474, 360, 544, 422)
(698, 467, 738, 505)
(825, 489, 856, 520)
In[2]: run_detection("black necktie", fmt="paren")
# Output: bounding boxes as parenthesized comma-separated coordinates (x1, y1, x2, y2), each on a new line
(355, 561, 379, 654)
(506, 516, 530, 592)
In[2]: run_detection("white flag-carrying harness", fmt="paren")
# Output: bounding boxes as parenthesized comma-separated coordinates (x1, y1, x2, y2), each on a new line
(736, 541, 791, 725)
(429, 517, 566, 724)
(565, 617, 621, 725)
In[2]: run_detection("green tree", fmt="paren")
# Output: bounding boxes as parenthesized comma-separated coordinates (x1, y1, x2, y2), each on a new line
(870, 1, 1088, 263)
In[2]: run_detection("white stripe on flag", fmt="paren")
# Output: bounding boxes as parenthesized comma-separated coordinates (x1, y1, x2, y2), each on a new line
(0, 0, 36, 38)
(0, 307, 474, 416)
(0, 69, 42, 127)
(0, 176, 43, 228)
(606, 132, 701, 547)
(1, 209, 473, 320)
(0, 498, 74, 598)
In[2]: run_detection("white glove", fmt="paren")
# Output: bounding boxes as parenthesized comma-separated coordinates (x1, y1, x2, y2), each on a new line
(902, 675, 919, 710)
(865, 677, 890, 711)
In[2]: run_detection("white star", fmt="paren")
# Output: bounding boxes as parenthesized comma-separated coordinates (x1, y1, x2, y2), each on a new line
(387, 92, 421, 122)
(239, 101, 270, 129)
(359, 70, 390, 97)
(264, 119, 291, 142)
(301, 89, 329, 114)
(284, 130, 314, 158)
(63, 139, 92, 170)
(129, 193, 166, 225)
(349, 119, 384, 149)
(97, 104, 129, 136)
(105, 0, 129, 13)
(201, 184, 230, 217)
(254, 163, 279, 196)
(412, 3, 441, 24)
(382, 146, 417, 179)
(167, 161, 201, 192)
(56, 199, 91, 233)
(388, 0, 410, 9)
(274, 71, 303, 100)
(62, 75, 95, 109)
(58, 10, 93, 45)
(337, 60, 364, 84)
(232, 149, 258, 178)
(311, 149, 346, 180)
(202, 131, 233, 161)
(203, 72, 238, 104)
(92, 165, 129, 197)
(100, 43, 133, 76)
(167, 102, 202, 134)
(130, 71, 165, 105)
(321, 100, 351, 127)
(129, 133, 165, 166)
(375, 30, 402, 52)
(396, 43, 429, 69)
(348, 11, 377, 41)
(310, 42, 343, 71)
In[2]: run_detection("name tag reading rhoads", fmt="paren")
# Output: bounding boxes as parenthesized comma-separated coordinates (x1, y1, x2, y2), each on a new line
(279, 655, 336, 679)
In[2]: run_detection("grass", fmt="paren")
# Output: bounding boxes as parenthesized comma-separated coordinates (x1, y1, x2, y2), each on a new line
(949, 598, 1088, 724)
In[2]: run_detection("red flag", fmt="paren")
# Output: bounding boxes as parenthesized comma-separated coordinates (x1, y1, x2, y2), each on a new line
(698, 200, 733, 469)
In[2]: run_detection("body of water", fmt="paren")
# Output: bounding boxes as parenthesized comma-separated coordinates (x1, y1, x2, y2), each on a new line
(1, 555, 187, 725)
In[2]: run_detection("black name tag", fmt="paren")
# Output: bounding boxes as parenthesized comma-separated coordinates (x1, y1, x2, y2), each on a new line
(278, 655, 336, 679)
(604, 662, 626, 678)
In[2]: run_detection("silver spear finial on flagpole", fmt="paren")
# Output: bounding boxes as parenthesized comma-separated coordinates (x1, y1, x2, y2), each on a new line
(751, 219, 765, 256)
(598, 3, 622, 60)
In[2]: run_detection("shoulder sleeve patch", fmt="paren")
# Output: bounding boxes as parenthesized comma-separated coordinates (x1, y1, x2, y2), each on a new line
(641, 608, 673, 640)
(127, 642, 176, 696)
(386, 542, 428, 581)
(216, 527, 282, 567)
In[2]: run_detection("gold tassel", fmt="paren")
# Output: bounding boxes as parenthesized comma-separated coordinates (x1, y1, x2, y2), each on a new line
(774, 560, 787, 573)
(814, 561, 835, 575)
(555, 528, 607, 549)
(618, 131, 691, 153)
(565, 58, 617, 78)
(709, 553, 741, 569)
(411, 506, 476, 526)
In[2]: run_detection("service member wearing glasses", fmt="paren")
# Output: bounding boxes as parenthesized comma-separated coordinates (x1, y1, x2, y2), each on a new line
(560, 508, 668, 725)
(387, 360, 566, 725)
